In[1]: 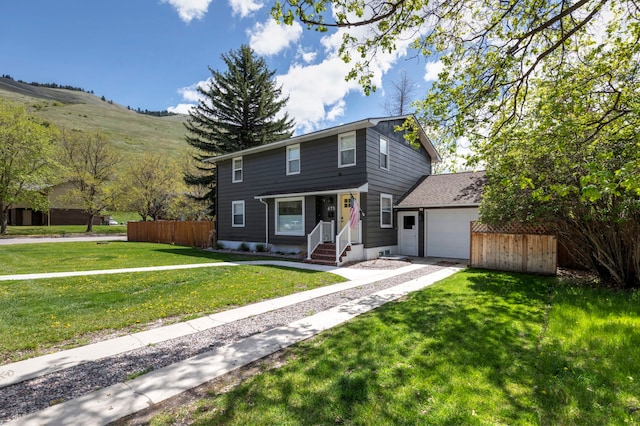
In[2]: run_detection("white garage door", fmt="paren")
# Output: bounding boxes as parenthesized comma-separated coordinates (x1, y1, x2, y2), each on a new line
(426, 208, 479, 259)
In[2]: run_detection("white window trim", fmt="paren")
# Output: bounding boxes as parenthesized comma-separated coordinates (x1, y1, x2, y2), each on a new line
(286, 144, 300, 176)
(232, 157, 243, 183)
(275, 197, 305, 236)
(380, 194, 393, 228)
(380, 137, 389, 170)
(338, 131, 356, 168)
(232, 200, 245, 227)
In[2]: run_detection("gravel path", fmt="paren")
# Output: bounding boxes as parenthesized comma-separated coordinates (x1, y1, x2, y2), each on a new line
(0, 263, 445, 423)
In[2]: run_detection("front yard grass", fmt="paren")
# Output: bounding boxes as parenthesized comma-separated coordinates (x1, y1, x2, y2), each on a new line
(2, 224, 126, 236)
(0, 241, 260, 275)
(149, 270, 640, 426)
(0, 265, 345, 362)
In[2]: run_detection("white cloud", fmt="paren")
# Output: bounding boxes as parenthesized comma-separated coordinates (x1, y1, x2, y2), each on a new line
(424, 60, 444, 82)
(297, 47, 317, 64)
(276, 57, 361, 132)
(168, 7, 421, 133)
(167, 103, 196, 114)
(248, 20, 302, 56)
(229, 0, 263, 18)
(161, 0, 212, 23)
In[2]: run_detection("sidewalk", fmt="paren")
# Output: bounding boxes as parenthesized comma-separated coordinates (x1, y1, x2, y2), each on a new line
(1, 260, 464, 425)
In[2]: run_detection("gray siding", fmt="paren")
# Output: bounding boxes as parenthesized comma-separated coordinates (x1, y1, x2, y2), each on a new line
(217, 130, 368, 244)
(216, 118, 433, 250)
(363, 120, 432, 248)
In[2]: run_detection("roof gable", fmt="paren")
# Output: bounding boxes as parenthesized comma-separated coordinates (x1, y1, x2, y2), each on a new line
(396, 171, 487, 208)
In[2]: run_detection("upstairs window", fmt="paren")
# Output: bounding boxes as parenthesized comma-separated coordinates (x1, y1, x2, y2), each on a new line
(232, 157, 243, 183)
(380, 194, 393, 228)
(338, 132, 356, 167)
(232, 200, 245, 227)
(380, 137, 389, 170)
(286, 144, 300, 175)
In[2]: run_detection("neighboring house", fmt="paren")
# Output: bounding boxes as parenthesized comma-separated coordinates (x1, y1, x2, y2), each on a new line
(395, 171, 486, 259)
(7, 182, 104, 226)
(208, 115, 440, 264)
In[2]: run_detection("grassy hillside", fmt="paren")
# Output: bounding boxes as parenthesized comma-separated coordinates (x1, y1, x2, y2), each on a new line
(0, 78, 189, 160)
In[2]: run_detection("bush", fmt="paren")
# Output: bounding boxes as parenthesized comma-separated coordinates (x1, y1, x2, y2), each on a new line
(216, 241, 225, 250)
(239, 242, 250, 252)
(255, 243, 268, 252)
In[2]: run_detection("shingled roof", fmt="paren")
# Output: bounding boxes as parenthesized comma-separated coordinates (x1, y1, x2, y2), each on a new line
(396, 171, 487, 208)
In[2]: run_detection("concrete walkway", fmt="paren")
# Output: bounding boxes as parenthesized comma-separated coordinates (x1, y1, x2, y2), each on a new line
(0, 239, 465, 425)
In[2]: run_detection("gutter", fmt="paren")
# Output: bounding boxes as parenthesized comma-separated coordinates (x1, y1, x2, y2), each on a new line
(258, 198, 269, 246)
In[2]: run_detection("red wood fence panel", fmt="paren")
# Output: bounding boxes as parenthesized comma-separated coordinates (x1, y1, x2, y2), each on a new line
(127, 221, 215, 248)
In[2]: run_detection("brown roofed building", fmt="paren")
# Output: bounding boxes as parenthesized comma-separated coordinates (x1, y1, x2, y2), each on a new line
(395, 171, 486, 259)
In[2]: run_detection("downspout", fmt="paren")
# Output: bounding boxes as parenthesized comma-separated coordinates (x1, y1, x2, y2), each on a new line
(258, 198, 269, 246)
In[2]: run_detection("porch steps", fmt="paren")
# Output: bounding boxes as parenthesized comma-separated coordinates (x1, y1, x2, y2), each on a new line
(306, 243, 350, 266)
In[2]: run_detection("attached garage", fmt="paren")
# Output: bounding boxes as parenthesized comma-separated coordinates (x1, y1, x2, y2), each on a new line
(425, 207, 479, 258)
(395, 171, 486, 259)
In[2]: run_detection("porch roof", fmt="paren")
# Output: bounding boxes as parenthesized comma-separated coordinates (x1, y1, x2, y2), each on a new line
(254, 182, 368, 199)
(395, 171, 486, 208)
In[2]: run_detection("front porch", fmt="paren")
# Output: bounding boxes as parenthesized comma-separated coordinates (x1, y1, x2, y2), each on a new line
(306, 218, 363, 266)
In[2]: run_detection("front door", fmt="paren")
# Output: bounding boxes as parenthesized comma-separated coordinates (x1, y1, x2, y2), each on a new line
(339, 193, 360, 243)
(398, 211, 419, 256)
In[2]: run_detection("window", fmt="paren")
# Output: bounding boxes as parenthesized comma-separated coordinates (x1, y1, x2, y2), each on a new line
(286, 144, 300, 175)
(276, 197, 304, 235)
(232, 201, 245, 227)
(380, 137, 389, 169)
(338, 132, 356, 167)
(232, 157, 243, 183)
(380, 194, 393, 228)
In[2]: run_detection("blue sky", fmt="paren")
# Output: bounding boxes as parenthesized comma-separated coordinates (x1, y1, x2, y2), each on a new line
(1, 0, 443, 133)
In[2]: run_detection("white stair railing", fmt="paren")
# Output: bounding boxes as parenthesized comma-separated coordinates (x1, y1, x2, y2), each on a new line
(307, 220, 335, 259)
(336, 223, 352, 263)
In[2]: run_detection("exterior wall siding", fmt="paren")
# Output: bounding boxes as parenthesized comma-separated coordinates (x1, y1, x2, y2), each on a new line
(216, 130, 368, 245)
(364, 120, 432, 249)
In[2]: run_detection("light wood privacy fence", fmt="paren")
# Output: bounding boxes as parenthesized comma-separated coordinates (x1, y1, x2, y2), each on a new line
(127, 221, 215, 248)
(469, 222, 557, 275)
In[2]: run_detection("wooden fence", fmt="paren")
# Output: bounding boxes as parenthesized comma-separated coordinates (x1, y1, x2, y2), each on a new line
(469, 222, 557, 275)
(127, 221, 215, 248)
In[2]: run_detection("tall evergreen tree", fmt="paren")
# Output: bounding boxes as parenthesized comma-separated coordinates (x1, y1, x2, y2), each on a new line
(184, 45, 295, 213)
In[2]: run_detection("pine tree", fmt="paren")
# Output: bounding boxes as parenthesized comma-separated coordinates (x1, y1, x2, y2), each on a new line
(184, 45, 295, 213)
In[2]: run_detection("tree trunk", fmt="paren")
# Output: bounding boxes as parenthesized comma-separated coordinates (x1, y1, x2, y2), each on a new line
(86, 214, 94, 232)
(0, 205, 7, 234)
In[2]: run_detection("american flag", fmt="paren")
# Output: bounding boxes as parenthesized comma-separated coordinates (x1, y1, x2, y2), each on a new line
(349, 195, 359, 229)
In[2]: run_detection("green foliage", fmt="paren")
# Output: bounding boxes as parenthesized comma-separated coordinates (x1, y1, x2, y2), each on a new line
(117, 153, 189, 221)
(0, 100, 60, 233)
(184, 45, 295, 213)
(274, 0, 640, 286)
(57, 130, 122, 232)
(238, 241, 250, 252)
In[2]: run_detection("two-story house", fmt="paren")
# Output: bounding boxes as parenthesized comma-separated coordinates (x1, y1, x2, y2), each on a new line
(208, 115, 441, 264)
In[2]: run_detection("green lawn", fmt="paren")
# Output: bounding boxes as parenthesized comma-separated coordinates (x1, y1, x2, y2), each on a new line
(0, 241, 256, 275)
(149, 270, 640, 426)
(2, 224, 127, 236)
(0, 265, 345, 362)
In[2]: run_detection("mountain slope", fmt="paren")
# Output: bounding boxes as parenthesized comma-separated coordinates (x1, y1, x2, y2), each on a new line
(0, 77, 189, 160)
